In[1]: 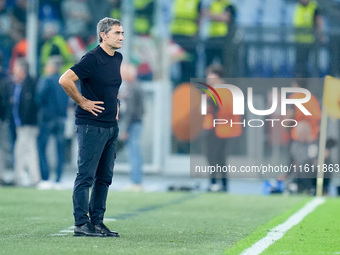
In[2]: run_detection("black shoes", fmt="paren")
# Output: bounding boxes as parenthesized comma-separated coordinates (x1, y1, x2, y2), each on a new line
(74, 222, 103, 237)
(94, 222, 120, 237)
(74, 222, 120, 237)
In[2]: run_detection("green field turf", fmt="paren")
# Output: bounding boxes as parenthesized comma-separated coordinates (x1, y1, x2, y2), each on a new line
(224, 196, 313, 255)
(261, 198, 340, 255)
(0, 188, 314, 255)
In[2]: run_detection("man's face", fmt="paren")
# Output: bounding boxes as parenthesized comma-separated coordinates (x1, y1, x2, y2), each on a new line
(300, 0, 310, 6)
(13, 61, 26, 83)
(207, 73, 223, 85)
(102, 25, 124, 49)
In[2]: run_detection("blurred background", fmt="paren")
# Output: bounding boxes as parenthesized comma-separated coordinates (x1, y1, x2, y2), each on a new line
(0, 0, 340, 194)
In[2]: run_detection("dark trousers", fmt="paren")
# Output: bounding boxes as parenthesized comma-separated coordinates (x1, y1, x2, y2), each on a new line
(204, 130, 228, 190)
(295, 44, 313, 77)
(205, 34, 235, 76)
(73, 124, 119, 226)
(37, 119, 66, 182)
(172, 35, 197, 84)
(205, 37, 225, 67)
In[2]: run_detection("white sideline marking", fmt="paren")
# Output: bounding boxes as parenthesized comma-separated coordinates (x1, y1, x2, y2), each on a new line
(104, 218, 117, 222)
(241, 197, 325, 255)
(60, 230, 74, 233)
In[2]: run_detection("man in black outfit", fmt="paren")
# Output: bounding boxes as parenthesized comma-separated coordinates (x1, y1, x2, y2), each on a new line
(59, 17, 124, 237)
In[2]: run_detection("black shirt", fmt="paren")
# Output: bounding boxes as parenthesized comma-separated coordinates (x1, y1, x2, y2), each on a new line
(71, 45, 123, 127)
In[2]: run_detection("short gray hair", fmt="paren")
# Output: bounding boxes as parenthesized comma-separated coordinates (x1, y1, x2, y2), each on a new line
(97, 17, 122, 43)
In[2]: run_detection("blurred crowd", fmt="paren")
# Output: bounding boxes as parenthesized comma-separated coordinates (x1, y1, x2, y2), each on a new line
(0, 0, 339, 193)
(0, 0, 153, 188)
(0, 0, 337, 81)
(0, 0, 127, 74)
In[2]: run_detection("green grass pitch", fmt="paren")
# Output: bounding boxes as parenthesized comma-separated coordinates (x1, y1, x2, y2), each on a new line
(0, 187, 338, 255)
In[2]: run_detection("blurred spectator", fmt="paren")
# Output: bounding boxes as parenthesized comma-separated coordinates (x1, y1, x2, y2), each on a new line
(36, 56, 68, 190)
(39, 22, 74, 75)
(11, 58, 40, 186)
(38, 0, 63, 33)
(0, 0, 14, 71)
(88, 0, 111, 32)
(293, 0, 324, 77)
(0, 0, 11, 37)
(0, 51, 14, 185)
(131, 0, 155, 81)
(288, 121, 318, 194)
(285, 79, 321, 194)
(133, 0, 154, 36)
(9, 27, 26, 73)
(287, 124, 332, 195)
(61, 0, 92, 40)
(203, 64, 242, 192)
(109, 0, 122, 20)
(287, 79, 321, 143)
(10, 0, 27, 34)
(202, 0, 236, 69)
(109, 0, 121, 20)
(120, 63, 144, 192)
(170, 0, 201, 84)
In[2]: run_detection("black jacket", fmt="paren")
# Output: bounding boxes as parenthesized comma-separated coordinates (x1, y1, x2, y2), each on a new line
(0, 72, 13, 121)
(12, 75, 38, 126)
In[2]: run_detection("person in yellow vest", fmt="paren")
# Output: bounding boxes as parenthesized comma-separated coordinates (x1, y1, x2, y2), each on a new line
(203, 64, 242, 192)
(110, 0, 121, 20)
(203, 0, 236, 69)
(170, 0, 201, 84)
(132, 0, 155, 81)
(40, 22, 74, 76)
(293, 0, 323, 77)
(133, 0, 154, 36)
